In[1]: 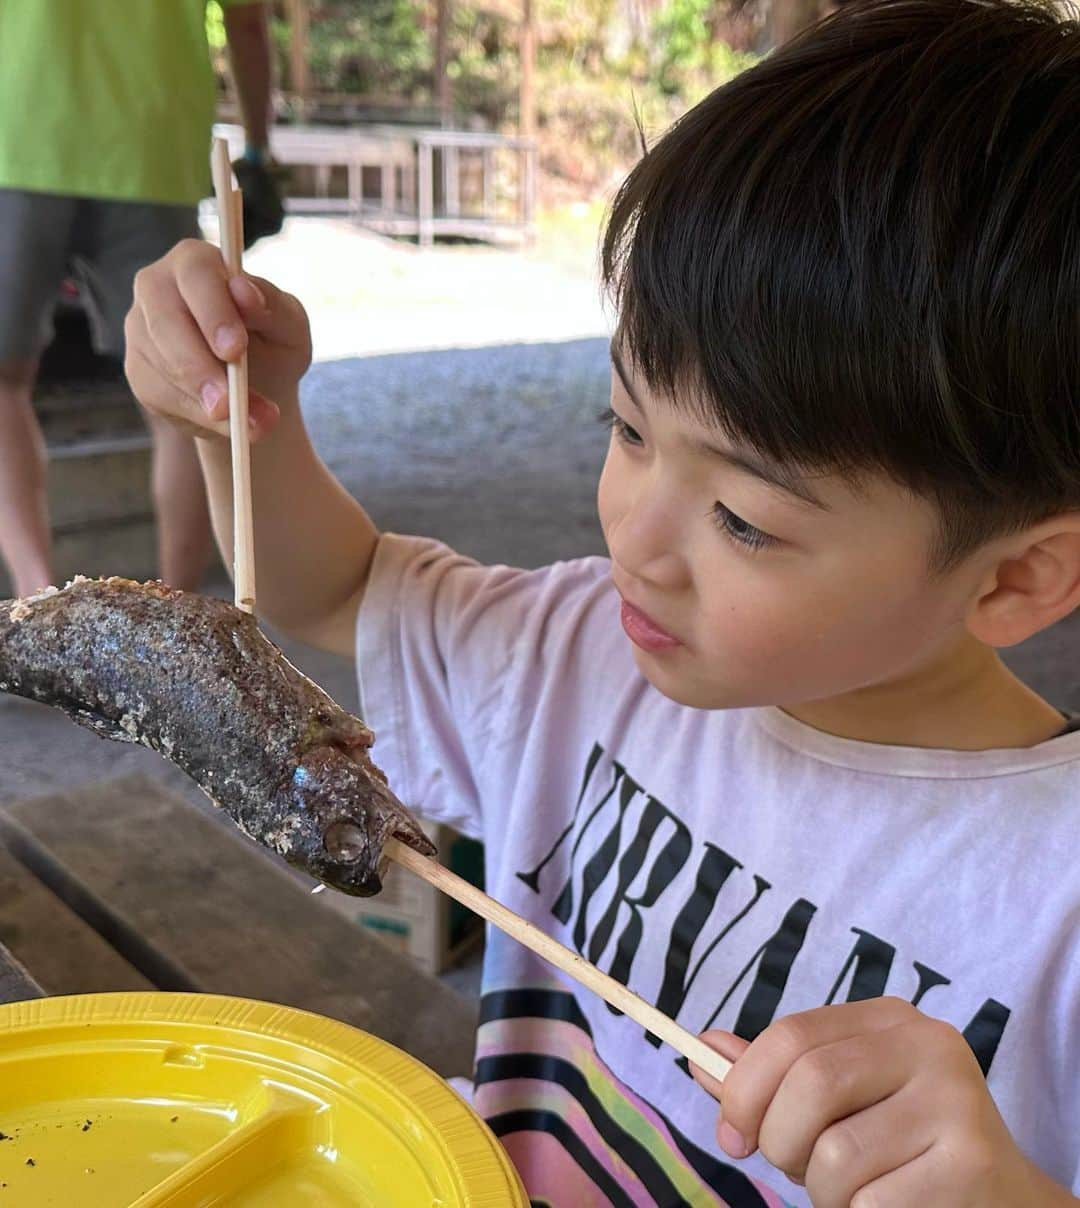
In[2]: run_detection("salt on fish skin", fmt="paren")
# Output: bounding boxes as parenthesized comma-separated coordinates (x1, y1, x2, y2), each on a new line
(0, 576, 435, 895)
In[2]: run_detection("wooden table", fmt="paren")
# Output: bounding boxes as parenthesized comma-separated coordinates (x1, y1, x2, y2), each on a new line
(0, 941, 42, 1004)
(0, 774, 476, 1077)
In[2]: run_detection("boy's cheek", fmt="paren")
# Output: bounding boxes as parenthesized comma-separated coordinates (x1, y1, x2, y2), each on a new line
(694, 591, 824, 700)
(693, 571, 949, 706)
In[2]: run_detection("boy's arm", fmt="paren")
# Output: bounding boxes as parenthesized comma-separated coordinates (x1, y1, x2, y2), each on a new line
(125, 241, 374, 655)
(197, 388, 377, 655)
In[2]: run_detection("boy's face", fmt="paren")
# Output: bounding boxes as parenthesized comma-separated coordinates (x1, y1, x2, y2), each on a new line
(597, 344, 989, 711)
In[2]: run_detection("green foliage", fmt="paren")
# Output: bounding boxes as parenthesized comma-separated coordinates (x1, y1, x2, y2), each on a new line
(442, 3, 517, 119)
(206, 1, 226, 51)
(651, 0, 756, 97)
(273, 1, 432, 98)
(246, 0, 759, 192)
(530, 2, 757, 190)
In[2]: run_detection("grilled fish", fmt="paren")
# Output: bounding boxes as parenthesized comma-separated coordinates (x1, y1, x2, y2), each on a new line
(0, 577, 434, 894)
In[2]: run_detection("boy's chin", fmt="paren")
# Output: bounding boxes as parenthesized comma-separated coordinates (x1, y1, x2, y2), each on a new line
(631, 646, 758, 711)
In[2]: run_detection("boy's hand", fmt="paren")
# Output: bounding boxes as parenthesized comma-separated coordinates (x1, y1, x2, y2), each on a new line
(124, 238, 312, 442)
(693, 999, 1075, 1207)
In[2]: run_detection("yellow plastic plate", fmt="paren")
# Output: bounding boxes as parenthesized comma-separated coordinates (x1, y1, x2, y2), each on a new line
(0, 992, 525, 1207)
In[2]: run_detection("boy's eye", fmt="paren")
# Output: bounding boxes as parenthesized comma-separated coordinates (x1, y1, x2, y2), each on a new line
(711, 502, 776, 551)
(597, 406, 777, 552)
(598, 406, 643, 447)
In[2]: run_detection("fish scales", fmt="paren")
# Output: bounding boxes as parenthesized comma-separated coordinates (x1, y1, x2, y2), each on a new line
(0, 577, 434, 895)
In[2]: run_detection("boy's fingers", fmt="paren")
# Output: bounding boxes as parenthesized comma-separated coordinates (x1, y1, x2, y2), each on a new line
(228, 273, 267, 314)
(229, 273, 310, 351)
(135, 283, 230, 414)
(125, 343, 228, 439)
(169, 242, 249, 361)
(128, 335, 276, 445)
(828, 1144, 956, 1208)
(691, 1030, 750, 1101)
(802, 1084, 933, 1208)
(758, 1029, 916, 1183)
(717, 998, 918, 1157)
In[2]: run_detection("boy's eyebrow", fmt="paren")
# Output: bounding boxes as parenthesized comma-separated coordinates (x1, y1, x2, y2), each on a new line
(609, 342, 830, 512)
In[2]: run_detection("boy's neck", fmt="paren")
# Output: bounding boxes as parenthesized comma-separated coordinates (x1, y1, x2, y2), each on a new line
(784, 636, 1066, 751)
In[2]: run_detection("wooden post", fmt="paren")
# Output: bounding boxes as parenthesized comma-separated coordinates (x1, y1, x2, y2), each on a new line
(418, 139, 435, 246)
(286, 0, 311, 115)
(483, 146, 495, 219)
(444, 145, 460, 217)
(435, 0, 452, 126)
(520, 0, 537, 140)
(521, 144, 537, 241)
(381, 149, 397, 218)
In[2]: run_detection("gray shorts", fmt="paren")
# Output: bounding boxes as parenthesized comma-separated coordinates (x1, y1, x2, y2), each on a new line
(0, 189, 200, 364)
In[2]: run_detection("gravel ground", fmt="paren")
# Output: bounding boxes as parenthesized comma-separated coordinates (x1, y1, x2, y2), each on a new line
(301, 337, 611, 569)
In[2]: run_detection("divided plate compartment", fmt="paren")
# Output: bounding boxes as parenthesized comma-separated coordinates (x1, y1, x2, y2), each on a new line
(0, 993, 525, 1207)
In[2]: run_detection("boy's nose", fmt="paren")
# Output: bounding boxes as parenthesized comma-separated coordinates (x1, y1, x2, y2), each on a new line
(606, 500, 688, 592)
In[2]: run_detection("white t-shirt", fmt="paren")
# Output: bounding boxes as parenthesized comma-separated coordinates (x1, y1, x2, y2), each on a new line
(357, 533, 1080, 1208)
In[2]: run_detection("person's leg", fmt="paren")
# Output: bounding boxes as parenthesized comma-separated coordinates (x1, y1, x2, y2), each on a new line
(77, 199, 213, 590)
(0, 190, 75, 596)
(145, 410, 213, 590)
(0, 356, 53, 596)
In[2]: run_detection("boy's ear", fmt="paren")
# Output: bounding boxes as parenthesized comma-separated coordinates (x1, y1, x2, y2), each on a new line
(967, 517, 1080, 648)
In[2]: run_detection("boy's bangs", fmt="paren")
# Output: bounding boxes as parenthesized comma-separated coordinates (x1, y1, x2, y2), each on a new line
(601, 0, 1080, 562)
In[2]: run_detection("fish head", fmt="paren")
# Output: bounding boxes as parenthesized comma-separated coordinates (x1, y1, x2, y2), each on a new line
(285, 746, 435, 896)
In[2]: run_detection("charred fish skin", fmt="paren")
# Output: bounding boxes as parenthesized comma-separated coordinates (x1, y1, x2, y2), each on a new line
(0, 578, 435, 895)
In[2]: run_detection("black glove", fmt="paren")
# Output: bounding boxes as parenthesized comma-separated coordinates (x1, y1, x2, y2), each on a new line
(231, 157, 286, 250)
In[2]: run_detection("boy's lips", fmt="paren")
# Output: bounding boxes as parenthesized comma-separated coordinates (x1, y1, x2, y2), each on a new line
(619, 597, 683, 652)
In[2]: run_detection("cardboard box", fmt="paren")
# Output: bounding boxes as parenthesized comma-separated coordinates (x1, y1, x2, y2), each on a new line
(319, 819, 485, 976)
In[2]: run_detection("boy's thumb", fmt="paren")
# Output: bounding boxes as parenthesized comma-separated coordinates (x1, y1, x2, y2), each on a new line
(227, 274, 308, 348)
(228, 273, 267, 314)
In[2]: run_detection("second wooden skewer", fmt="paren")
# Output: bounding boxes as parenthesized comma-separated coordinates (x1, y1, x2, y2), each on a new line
(210, 137, 257, 615)
(384, 836, 732, 1087)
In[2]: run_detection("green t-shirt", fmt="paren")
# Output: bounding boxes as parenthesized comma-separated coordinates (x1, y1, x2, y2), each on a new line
(0, 1, 247, 206)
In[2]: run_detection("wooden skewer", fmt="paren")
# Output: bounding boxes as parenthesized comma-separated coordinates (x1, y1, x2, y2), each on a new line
(384, 836, 733, 1087)
(210, 137, 256, 614)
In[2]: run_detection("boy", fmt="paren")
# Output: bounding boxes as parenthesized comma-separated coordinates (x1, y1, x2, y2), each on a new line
(124, 0, 1080, 1203)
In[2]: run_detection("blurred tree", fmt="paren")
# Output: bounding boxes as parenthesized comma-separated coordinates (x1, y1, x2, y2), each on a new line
(210, 0, 774, 195)
(768, 0, 828, 44)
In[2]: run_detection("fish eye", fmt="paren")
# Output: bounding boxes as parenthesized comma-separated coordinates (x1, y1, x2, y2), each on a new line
(324, 820, 367, 860)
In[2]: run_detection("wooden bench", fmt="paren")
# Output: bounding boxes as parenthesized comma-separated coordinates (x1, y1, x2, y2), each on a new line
(0, 774, 477, 1077)
(213, 121, 538, 246)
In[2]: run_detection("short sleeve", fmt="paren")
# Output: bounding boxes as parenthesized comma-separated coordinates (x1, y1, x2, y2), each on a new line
(355, 533, 611, 840)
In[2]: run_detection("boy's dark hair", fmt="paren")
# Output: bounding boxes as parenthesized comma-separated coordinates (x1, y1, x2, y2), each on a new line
(602, 0, 1080, 569)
